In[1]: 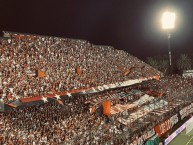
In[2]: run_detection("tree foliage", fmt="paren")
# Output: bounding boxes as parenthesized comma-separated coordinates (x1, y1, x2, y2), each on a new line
(177, 54, 192, 71)
(146, 57, 169, 74)
(146, 57, 159, 69)
(146, 53, 192, 75)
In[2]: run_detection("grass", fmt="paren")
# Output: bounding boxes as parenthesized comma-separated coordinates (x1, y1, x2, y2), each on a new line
(169, 129, 193, 145)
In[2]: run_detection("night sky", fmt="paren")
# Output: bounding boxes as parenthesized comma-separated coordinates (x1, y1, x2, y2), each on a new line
(1, 0, 193, 60)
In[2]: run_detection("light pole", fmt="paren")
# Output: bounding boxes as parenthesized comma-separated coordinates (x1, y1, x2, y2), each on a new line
(161, 11, 176, 73)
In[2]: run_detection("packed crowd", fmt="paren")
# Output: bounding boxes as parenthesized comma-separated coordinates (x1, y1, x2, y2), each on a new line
(1, 75, 193, 144)
(143, 75, 193, 100)
(0, 32, 161, 103)
(1, 31, 193, 144)
(0, 88, 141, 145)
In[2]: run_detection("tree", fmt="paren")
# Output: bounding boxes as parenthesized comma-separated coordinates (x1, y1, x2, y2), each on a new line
(176, 54, 192, 72)
(159, 59, 169, 74)
(146, 57, 159, 69)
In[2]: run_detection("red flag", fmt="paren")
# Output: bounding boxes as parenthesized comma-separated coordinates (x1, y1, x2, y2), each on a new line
(153, 75, 160, 81)
(92, 106, 96, 113)
(102, 101, 111, 116)
(124, 67, 135, 76)
(8, 103, 17, 108)
(124, 69, 131, 76)
(75, 67, 82, 76)
(38, 70, 46, 78)
(57, 100, 64, 105)
(18, 137, 23, 145)
(7, 94, 12, 99)
(117, 66, 125, 72)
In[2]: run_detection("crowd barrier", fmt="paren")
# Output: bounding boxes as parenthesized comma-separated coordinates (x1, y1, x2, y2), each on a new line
(129, 103, 193, 145)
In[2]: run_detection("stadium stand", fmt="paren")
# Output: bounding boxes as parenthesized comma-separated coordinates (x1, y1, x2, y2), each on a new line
(0, 31, 161, 103)
(0, 32, 193, 145)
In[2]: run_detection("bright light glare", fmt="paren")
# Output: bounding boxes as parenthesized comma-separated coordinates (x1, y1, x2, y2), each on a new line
(162, 12, 176, 29)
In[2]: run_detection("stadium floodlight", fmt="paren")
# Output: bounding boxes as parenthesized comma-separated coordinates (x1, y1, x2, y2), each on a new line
(161, 11, 176, 72)
(162, 12, 176, 29)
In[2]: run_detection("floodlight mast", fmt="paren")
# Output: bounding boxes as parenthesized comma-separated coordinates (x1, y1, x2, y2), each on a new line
(168, 33, 171, 66)
(161, 11, 176, 73)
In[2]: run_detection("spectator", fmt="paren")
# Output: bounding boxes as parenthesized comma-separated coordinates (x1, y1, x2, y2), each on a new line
(0, 32, 162, 103)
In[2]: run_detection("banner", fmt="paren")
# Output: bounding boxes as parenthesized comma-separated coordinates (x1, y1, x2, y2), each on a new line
(81, 76, 159, 94)
(111, 94, 154, 115)
(1, 75, 160, 112)
(118, 99, 168, 125)
(164, 116, 193, 145)
(154, 114, 178, 137)
(179, 103, 193, 120)
(129, 128, 155, 145)
(111, 103, 136, 115)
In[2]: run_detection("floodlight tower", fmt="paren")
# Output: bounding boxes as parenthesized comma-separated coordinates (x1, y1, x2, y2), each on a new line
(161, 11, 176, 72)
